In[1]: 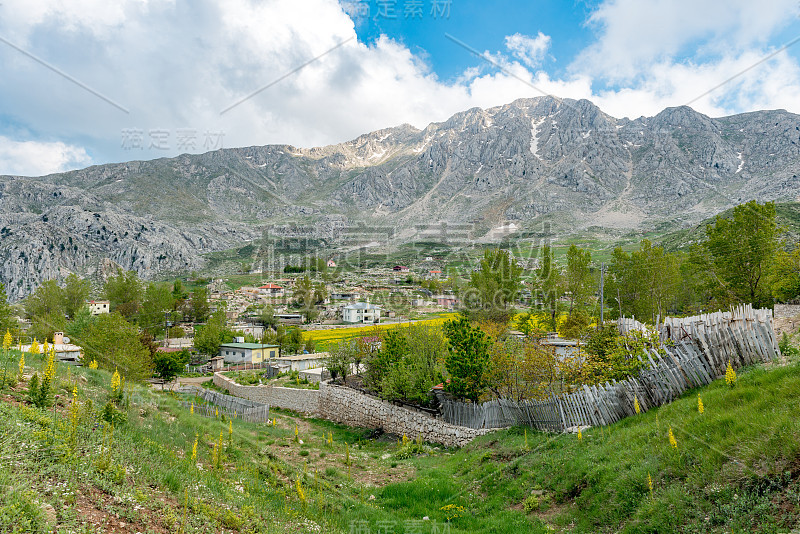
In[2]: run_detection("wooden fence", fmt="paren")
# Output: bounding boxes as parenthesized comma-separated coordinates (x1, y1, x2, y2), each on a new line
(178, 386, 271, 424)
(441, 304, 779, 431)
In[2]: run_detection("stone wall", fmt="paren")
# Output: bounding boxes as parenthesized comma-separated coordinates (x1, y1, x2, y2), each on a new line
(775, 304, 800, 318)
(317, 382, 487, 448)
(213, 373, 489, 447)
(213, 373, 319, 414)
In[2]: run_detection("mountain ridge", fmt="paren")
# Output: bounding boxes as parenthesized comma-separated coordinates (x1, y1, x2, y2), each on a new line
(1, 96, 799, 300)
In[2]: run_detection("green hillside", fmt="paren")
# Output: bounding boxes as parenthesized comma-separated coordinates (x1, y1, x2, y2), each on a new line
(3, 344, 800, 533)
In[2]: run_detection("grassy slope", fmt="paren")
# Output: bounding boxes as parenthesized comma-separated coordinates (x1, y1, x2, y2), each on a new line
(3, 348, 800, 533)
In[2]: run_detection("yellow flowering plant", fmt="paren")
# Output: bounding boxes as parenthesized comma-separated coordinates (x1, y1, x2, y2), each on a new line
(668, 426, 677, 449)
(725, 361, 737, 387)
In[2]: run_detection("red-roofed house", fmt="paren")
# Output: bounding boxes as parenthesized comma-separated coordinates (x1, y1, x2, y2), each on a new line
(258, 284, 284, 297)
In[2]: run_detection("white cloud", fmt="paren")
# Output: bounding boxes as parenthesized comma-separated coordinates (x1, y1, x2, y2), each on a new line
(0, 0, 799, 176)
(0, 137, 92, 176)
(504, 32, 551, 68)
(575, 0, 799, 80)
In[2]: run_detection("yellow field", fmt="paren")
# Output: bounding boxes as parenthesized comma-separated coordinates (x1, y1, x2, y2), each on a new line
(306, 314, 456, 348)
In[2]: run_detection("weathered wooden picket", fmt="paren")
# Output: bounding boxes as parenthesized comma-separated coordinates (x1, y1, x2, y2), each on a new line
(440, 305, 779, 431)
(179, 386, 271, 424)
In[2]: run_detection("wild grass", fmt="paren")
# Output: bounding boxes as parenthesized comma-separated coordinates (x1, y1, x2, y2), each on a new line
(2, 345, 800, 533)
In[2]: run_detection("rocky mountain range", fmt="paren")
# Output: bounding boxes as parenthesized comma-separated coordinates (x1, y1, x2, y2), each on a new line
(2, 96, 800, 301)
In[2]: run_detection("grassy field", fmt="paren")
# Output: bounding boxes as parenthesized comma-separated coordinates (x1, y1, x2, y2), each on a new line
(3, 343, 800, 533)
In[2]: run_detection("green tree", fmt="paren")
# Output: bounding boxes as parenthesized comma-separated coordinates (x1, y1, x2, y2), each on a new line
(607, 240, 679, 322)
(82, 313, 153, 381)
(139, 283, 174, 336)
(259, 305, 277, 329)
(62, 273, 91, 319)
(65, 306, 95, 346)
(189, 287, 210, 322)
(467, 249, 523, 311)
(194, 309, 227, 357)
(702, 200, 778, 308)
(364, 329, 407, 390)
(535, 245, 562, 325)
(326, 339, 356, 381)
(293, 276, 326, 322)
(772, 247, 800, 302)
(564, 245, 593, 314)
(104, 269, 143, 319)
(379, 325, 447, 406)
(24, 280, 65, 322)
(29, 313, 67, 343)
(153, 351, 184, 387)
(442, 316, 492, 403)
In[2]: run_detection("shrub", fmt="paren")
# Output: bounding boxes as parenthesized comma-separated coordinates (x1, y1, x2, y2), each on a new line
(523, 494, 540, 513)
(395, 434, 430, 459)
(101, 401, 127, 426)
(779, 333, 799, 358)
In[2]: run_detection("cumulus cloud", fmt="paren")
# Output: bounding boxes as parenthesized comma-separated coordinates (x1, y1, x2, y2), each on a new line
(0, 137, 91, 176)
(0, 0, 799, 176)
(504, 32, 551, 68)
(574, 0, 799, 80)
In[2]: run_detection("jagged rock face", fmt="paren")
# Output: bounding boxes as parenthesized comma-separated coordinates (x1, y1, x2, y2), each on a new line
(2, 96, 800, 301)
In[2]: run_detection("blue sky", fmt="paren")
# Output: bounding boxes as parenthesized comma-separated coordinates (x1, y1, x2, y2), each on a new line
(351, 1, 599, 81)
(0, 0, 799, 176)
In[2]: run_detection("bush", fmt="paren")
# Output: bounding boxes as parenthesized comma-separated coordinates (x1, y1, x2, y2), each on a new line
(101, 401, 127, 426)
(523, 494, 540, 513)
(779, 333, 799, 358)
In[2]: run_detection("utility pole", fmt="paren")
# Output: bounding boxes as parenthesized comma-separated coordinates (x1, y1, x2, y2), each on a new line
(599, 262, 605, 326)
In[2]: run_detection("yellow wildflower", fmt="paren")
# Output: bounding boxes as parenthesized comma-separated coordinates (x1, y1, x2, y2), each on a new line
(697, 395, 704, 414)
(2, 330, 11, 351)
(191, 434, 198, 462)
(18, 353, 24, 376)
(30, 339, 40, 355)
(634, 396, 641, 415)
(88, 360, 98, 370)
(43, 349, 56, 382)
(577, 428, 583, 442)
(725, 361, 737, 387)
(668, 426, 677, 449)
(111, 369, 121, 394)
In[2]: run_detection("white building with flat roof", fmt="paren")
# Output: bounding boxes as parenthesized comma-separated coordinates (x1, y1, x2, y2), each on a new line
(87, 300, 110, 315)
(342, 302, 381, 324)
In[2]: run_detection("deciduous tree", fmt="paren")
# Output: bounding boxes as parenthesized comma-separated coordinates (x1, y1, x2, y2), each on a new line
(442, 316, 492, 403)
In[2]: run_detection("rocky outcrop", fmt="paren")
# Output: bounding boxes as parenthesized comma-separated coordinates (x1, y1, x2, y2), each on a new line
(2, 96, 800, 300)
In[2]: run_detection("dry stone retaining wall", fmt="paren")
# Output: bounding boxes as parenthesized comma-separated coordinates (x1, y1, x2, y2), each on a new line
(212, 372, 487, 447)
(317, 382, 487, 448)
(774, 304, 800, 318)
(213, 373, 319, 414)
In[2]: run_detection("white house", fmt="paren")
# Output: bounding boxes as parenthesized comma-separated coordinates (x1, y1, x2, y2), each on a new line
(342, 302, 381, 324)
(219, 342, 279, 364)
(87, 300, 110, 315)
